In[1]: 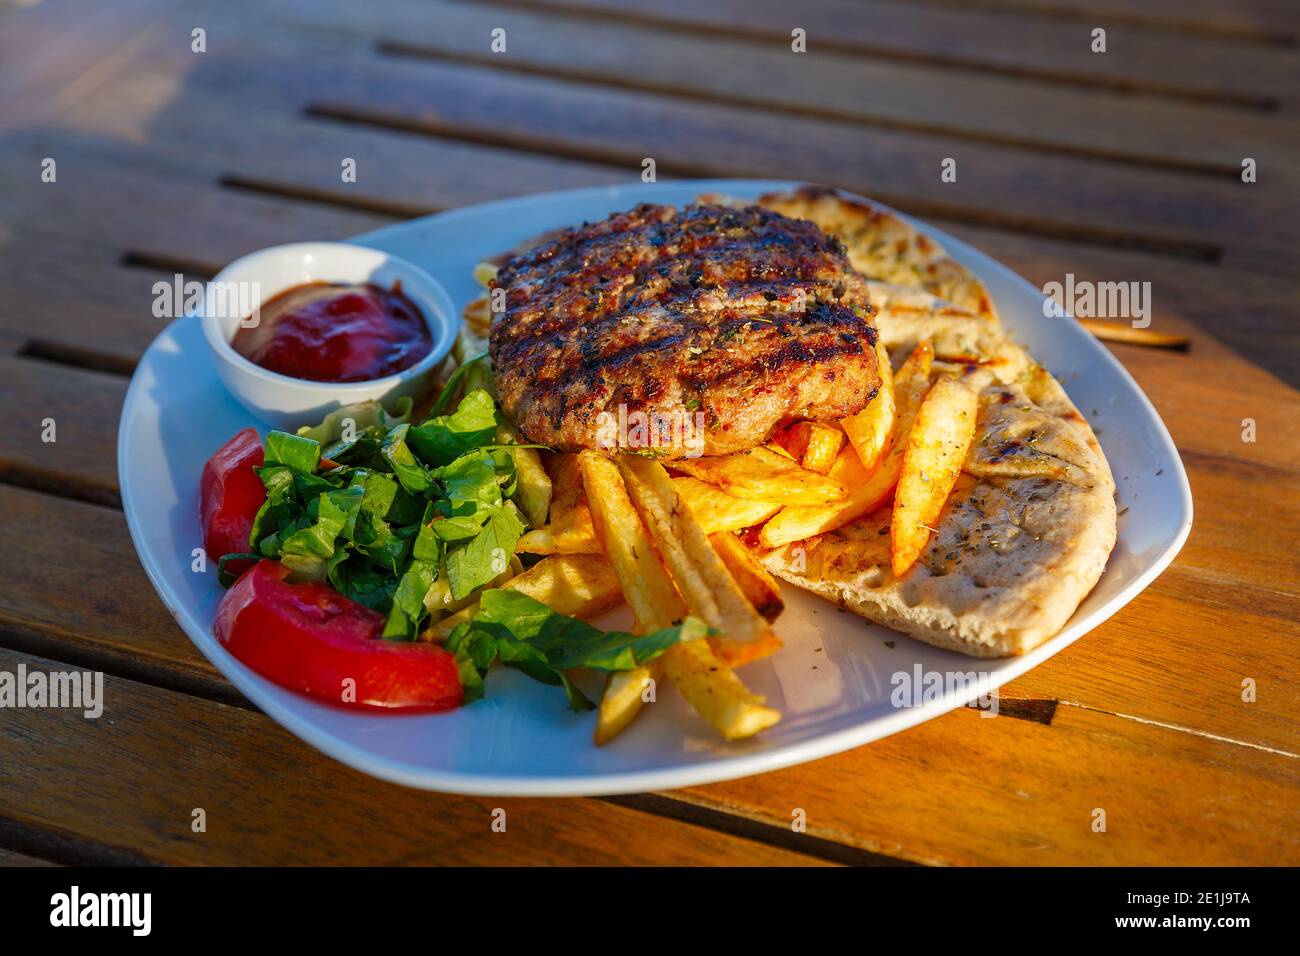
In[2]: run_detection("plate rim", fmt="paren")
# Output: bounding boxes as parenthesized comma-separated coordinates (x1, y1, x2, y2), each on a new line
(117, 178, 1193, 796)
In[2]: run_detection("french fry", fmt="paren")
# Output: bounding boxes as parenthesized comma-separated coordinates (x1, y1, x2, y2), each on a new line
(577, 453, 682, 628)
(462, 294, 492, 337)
(579, 452, 686, 743)
(579, 452, 780, 742)
(672, 477, 781, 533)
(768, 422, 811, 460)
(514, 525, 601, 555)
(799, 422, 846, 475)
(497, 421, 551, 528)
(893, 338, 936, 404)
(452, 325, 489, 368)
(671, 446, 848, 503)
(423, 553, 623, 641)
(595, 665, 662, 745)
(771, 420, 847, 473)
(710, 532, 784, 624)
(660, 638, 781, 742)
(891, 375, 978, 577)
(548, 454, 600, 552)
(472, 261, 500, 288)
(619, 457, 782, 667)
(421, 577, 479, 621)
(758, 446, 877, 547)
(841, 337, 896, 473)
(760, 339, 936, 548)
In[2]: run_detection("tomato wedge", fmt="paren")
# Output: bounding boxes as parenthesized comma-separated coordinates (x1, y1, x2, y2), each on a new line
(215, 560, 462, 711)
(200, 427, 266, 574)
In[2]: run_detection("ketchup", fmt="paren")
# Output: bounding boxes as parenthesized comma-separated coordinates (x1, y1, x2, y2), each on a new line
(231, 281, 432, 383)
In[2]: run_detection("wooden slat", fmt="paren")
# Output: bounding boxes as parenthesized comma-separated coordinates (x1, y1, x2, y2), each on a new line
(497, 0, 1300, 110)
(183, 45, 1300, 273)
(0, 648, 827, 865)
(1008, 584, 1300, 754)
(678, 698, 1299, 865)
(0, 355, 125, 504)
(0, 132, 391, 272)
(56, 77, 630, 215)
(0, 234, 185, 370)
(0, 848, 57, 867)
(0, 486, 1293, 864)
(0, 485, 219, 690)
(21, 21, 1298, 273)
(0, 0, 167, 128)
(216, 0, 1300, 176)
(954, 0, 1300, 42)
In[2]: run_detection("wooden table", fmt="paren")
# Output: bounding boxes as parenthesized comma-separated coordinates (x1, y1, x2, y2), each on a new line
(0, 0, 1296, 867)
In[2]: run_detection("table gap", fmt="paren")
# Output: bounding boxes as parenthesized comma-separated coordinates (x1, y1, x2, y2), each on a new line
(374, 39, 1263, 178)
(601, 793, 918, 866)
(881, 0, 1299, 47)
(219, 174, 431, 220)
(0, 617, 245, 712)
(0, 817, 151, 868)
(301, 105, 1229, 264)
(469, 0, 1288, 105)
(0, 461, 120, 509)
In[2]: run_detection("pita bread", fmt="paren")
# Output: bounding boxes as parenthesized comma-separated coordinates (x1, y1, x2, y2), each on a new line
(735, 187, 1115, 656)
(757, 185, 999, 324)
(760, 363, 1116, 656)
(865, 280, 1025, 376)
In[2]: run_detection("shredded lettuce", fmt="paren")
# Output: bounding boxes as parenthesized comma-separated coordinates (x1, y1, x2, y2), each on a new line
(446, 590, 709, 710)
(296, 397, 412, 445)
(408, 389, 500, 466)
(221, 387, 692, 711)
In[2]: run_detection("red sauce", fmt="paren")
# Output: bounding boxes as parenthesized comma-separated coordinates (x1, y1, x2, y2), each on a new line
(231, 281, 432, 383)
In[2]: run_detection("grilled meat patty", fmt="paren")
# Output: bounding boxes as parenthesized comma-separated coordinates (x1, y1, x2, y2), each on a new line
(489, 202, 881, 458)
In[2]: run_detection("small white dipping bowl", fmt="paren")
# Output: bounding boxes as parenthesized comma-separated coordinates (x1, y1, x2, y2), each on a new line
(200, 242, 458, 430)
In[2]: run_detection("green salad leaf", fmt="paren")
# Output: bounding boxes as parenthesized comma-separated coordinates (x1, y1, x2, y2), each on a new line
(296, 396, 412, 445)
(427, 353, 488, 418)
(264, 431, 321, 473)
(446, 590, 709, 710)
(219, 384, 691, 713)
(445, 504, 526, 600)
(408, 389, 499, 466)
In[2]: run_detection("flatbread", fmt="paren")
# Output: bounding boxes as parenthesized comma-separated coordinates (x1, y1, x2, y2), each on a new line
(757, 185, 999, 324)
(741, 187, 1115, 657)
(760, 363, 1116, 657)
(865, 280, 1024, 375)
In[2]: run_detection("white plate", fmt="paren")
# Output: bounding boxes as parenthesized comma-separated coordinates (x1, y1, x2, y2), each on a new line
(118, 180, 1192, 796)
